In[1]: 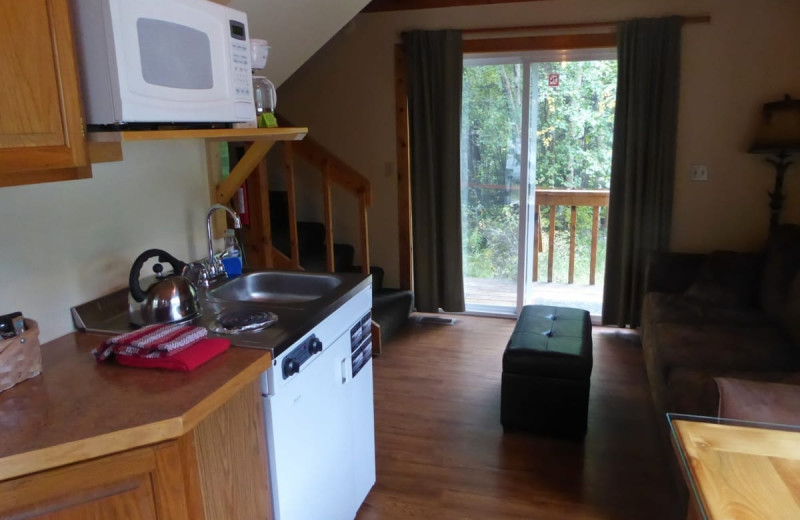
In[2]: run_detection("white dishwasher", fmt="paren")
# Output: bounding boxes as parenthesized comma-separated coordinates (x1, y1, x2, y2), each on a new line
(261, 286, 375, 520)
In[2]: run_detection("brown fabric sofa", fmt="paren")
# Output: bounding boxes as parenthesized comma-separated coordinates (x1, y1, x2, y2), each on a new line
(640, 224, 800, 424)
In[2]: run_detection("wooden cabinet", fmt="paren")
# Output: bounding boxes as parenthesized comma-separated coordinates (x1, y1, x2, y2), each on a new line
(0, 0, 91, 187)
(0, 443, 190, 520)
(0, 381, 271, 520)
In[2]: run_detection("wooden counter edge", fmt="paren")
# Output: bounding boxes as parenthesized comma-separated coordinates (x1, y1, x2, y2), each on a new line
(0, 349, 272, 482)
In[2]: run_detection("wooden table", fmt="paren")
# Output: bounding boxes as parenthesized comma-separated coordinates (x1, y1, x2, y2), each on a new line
(669, 414, 800, 520)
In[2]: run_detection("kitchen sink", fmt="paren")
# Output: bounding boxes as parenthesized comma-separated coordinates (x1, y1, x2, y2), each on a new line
(208, 271, 342, 304)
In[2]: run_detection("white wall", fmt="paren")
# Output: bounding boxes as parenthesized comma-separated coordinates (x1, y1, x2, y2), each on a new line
(0, 141, 210, 342)
(277, 0, 800, 288)
(227, 0, 371, 87)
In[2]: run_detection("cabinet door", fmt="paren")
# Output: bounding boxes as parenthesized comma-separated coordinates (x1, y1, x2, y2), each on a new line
(0, 443, 190, 520)
(0, 0, 89, 181)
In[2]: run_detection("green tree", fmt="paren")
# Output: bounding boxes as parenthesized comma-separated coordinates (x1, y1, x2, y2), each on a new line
(461, 59, 617, 283)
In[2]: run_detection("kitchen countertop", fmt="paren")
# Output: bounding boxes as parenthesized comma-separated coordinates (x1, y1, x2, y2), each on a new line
(0, 332, 271, 482)
(0, 274, 371, 480)
(0, 271, 372, 482)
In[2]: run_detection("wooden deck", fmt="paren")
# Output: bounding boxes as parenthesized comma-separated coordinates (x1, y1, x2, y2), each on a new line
(464, 277, 603, 315)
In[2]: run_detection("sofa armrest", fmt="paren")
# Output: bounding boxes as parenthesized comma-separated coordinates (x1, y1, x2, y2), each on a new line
(644, 251, 706, 294)
(716, 377, 800, 425)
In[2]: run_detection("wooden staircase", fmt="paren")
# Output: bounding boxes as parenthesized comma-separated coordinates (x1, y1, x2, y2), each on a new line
(210, 125, 413, 354)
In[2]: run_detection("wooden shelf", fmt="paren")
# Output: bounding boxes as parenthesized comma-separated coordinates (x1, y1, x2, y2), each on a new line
(87, 126, 308, 143)
(86, 126, 308, 165)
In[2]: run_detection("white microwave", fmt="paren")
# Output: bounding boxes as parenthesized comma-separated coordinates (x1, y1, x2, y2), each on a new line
(71, 0, 255, 125)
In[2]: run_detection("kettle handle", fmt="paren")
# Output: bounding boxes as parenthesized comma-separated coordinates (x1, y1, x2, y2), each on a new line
(129, 249, 188, 303)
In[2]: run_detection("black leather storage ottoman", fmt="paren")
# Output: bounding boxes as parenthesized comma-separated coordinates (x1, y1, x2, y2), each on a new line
(501, 305, 593, 438)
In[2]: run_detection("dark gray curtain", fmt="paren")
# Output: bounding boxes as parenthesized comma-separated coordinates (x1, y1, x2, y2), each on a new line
(403, 30, 465, 312)
(602, 16, 682, 327)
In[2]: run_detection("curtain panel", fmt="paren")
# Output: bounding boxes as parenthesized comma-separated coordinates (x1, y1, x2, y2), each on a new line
(602, 16, 683, 327)
(402, 30, 465, 312)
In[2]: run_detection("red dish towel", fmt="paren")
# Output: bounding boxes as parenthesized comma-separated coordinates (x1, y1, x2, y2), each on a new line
(116, 338, 230, 372)
(93, 324, 208, 361)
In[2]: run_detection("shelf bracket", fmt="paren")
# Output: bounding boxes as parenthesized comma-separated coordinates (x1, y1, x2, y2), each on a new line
(216, 140, 274, 204)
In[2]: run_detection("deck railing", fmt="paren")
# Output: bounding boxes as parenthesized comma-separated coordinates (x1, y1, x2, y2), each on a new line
(533, 189, 609, 285)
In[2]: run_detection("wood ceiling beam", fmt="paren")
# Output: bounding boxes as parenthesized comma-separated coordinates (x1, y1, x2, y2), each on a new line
(363, 0, 549, 13)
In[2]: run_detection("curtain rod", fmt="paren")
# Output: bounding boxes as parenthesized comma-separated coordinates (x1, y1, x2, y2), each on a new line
(462, 15, 711, 35)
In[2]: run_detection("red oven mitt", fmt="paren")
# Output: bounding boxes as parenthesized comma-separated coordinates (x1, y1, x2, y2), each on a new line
(115, 338, 230, 372)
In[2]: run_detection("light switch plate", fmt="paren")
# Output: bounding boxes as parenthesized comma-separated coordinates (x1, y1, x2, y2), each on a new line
(690, 164, 708, 181)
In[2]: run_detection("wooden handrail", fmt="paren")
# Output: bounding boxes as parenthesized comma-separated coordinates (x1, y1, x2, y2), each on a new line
(532, 189, 609, 285)
(289, 137, 373, 206)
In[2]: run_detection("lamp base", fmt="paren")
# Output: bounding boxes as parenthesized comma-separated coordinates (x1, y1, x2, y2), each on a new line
(765, 151, 792, 232)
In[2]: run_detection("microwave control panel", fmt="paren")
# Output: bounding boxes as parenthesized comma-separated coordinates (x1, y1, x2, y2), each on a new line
(229, 20, 252, 100)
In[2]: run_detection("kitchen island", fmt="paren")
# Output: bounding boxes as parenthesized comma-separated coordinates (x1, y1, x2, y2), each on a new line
(0, 332, 273, 519)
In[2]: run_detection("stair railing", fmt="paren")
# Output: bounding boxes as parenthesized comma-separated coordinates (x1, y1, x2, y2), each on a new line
(280, 135, 372, 275)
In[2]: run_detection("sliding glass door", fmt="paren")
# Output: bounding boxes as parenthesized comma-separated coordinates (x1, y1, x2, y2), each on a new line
(461, 49, 617, 315)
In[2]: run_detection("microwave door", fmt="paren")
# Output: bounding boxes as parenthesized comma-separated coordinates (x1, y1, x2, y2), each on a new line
(110, 0, 249, 122)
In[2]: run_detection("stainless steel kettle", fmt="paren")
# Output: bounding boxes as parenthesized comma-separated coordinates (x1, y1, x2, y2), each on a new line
(128, 249, 200, 325)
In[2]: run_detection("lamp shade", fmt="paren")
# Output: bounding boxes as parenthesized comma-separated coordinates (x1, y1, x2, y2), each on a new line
(749, 95, 800, 154)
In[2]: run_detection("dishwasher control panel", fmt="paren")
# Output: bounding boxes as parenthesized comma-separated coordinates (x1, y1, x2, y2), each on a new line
(282, 334, 323, 379)
(350, 312, 372, 378)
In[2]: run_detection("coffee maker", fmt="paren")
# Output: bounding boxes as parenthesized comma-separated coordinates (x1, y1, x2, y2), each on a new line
(250, 39, 277, 127)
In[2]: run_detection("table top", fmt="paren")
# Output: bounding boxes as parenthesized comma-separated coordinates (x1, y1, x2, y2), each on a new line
(668, 413, 800, 520)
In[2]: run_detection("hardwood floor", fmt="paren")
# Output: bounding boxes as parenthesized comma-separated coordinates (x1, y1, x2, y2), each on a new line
(356, 315, 681, 520)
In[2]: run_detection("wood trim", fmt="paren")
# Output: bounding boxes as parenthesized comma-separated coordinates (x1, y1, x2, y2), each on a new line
(547, 205, 556, 283)
(176, 435, 208, 520)
(288, 135, 372, 206)
(463, 32, 616, 54)
(532, 206, 540, 282)
(363, 0, 548, 13)
(249, 153, 274, 269)
(88, 127, 308, 143)
(322, 165, 335, 273)
(590, 206, 600, 285)
(152, 442, 192, 519)
(87, 141, 122, 163)
(282, 142, 302, 269)
(568, 206, 577, 284)
(463, 15, 711, 34)
(535, 189, 609, 207)
(359, 192, 371, 274)
(395, 44, 413, 292)
(0, 165, 91, 188)
(217, 141, 273, 204)
(50, 0, 88, 169)
(271, 248, 297, 270)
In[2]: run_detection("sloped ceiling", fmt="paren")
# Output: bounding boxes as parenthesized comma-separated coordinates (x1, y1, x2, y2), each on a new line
(225, 0, 371, 87)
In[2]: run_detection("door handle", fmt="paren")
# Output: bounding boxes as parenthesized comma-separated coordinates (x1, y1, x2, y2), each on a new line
(341, 357, 347, 384)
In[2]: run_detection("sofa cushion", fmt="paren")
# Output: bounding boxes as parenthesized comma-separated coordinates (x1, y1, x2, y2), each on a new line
(648, 322, 798, 376)
(684, 250, 763, 310)
(716, 377, 800, 425)
(760, 224, 800, 320)
(642, 292, 769, 329)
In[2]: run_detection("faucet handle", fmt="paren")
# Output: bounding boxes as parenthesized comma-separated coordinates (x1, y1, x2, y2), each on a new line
(185, 262, 210, 286)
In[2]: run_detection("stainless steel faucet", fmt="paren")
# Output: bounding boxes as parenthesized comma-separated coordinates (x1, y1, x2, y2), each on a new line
(203, 204, 242, 285)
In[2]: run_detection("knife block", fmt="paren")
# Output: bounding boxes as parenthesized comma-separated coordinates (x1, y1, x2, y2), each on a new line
(0, 319, 42, 394)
